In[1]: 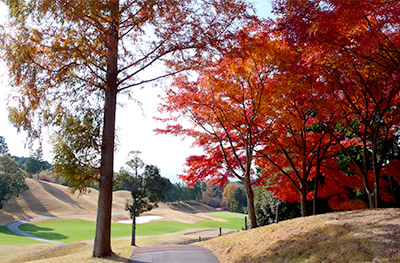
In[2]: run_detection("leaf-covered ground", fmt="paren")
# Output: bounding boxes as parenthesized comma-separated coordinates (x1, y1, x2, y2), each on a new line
(200, 208, 400, 263)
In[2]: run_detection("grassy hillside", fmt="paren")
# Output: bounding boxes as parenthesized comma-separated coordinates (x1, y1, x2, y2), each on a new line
(0, 178, 131, 226)
(200, 208, 400, 263)
(0, 178, 220, 227)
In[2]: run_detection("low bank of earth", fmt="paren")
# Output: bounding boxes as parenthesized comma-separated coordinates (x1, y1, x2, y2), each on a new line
(201, 208, 400, 263)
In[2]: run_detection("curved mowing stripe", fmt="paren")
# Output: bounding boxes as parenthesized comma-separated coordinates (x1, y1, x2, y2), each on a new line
(6, 211, 125, 244)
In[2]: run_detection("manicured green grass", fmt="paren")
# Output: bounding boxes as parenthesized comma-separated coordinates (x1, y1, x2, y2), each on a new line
(0, 226, 41, 244)
(125, 221, 194, 237)
(20, 219, 96, 243)
(2, 211, 247, 244)
(198, 212, 247, 230)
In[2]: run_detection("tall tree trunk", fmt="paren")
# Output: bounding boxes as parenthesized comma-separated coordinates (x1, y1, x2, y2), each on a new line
(93, 7, 119, 257)
(244, 175, 258, 228)
(93, 80, 117, 257)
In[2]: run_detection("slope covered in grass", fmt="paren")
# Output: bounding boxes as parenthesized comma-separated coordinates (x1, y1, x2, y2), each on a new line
(0, 178, 220, 227)
(200, 208, 400, 263)
(0, 178, 131, 226)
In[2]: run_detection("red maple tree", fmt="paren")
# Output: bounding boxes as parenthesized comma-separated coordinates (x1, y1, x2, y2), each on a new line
(274, 0, 400, 208)
(157, 23, 282, 228)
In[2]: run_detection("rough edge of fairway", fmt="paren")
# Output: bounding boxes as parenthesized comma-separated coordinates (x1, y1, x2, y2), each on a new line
(199, 208, 400, 263)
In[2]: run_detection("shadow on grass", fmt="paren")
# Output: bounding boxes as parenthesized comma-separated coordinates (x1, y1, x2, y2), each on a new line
(105, 252, 130, 263)
(0, 225, 22, 237)
(21, 189, 50, 215)
(0, 201, 29, 220)
(39, 180, 85, 210)
(167, 201, 216, 214)
(20, 223, 69, 241)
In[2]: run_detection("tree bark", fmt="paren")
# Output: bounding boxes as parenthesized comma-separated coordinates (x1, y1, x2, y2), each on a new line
(93, 5, 119, 257)
(300, 186, 309, 217)
(372, 138, 381, 209)
(244, 175, 258, 228)
(313, 164, 322, 216)
(131, 199, 136, 246)
(313, 174, 319, 216)
(362, 139, 376, 209)
(368, 192, 375, 209)
(93, 80, 117, 257)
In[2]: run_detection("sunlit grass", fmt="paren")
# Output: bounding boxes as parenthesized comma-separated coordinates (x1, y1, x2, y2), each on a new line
(2, 212, 246, 244)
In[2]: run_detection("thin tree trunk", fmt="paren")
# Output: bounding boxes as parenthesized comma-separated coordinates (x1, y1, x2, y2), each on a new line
(300, 186, 309, 217)
(313, 173, 319, 216)
(244, 175, 258, 228)
(368, 193, 375, 209)
(362, 139, 376, 209)
(93, 6, 119, 257)
(131, 199, 136, 246)
(372, 138, 380, 209)
(313, 163, 322, 215)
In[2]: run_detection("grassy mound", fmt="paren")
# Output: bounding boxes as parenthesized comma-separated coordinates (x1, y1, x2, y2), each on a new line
(200, 208, 400, 263)
(0, 179, 131, 226)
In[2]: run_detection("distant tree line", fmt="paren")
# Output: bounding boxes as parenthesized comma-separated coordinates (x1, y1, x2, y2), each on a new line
(0, 136, 304, 226)
(0, 136, 27, 209)
(114, 167, 203, 203)
(13, 153, 52, 177)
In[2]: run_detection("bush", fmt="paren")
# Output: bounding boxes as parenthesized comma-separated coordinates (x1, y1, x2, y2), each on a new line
(254, 186, 301, 226)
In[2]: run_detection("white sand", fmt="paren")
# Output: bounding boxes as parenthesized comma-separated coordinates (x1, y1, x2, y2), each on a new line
(118, 215, 163, 224)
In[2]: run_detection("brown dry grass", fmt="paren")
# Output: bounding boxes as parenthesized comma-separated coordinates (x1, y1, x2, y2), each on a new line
(0, 179, 218, 226)
(149, 202, 223, 224)
(200, 208, 400, 263)
(0, 179, 132, 226)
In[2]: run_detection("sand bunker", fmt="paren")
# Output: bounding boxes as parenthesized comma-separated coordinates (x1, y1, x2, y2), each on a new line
(118, 215, 163, 224)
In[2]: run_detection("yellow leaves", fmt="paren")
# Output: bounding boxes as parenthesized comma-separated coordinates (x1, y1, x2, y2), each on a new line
(8, 106, 27, 128)
(31, 29, 42, 42)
